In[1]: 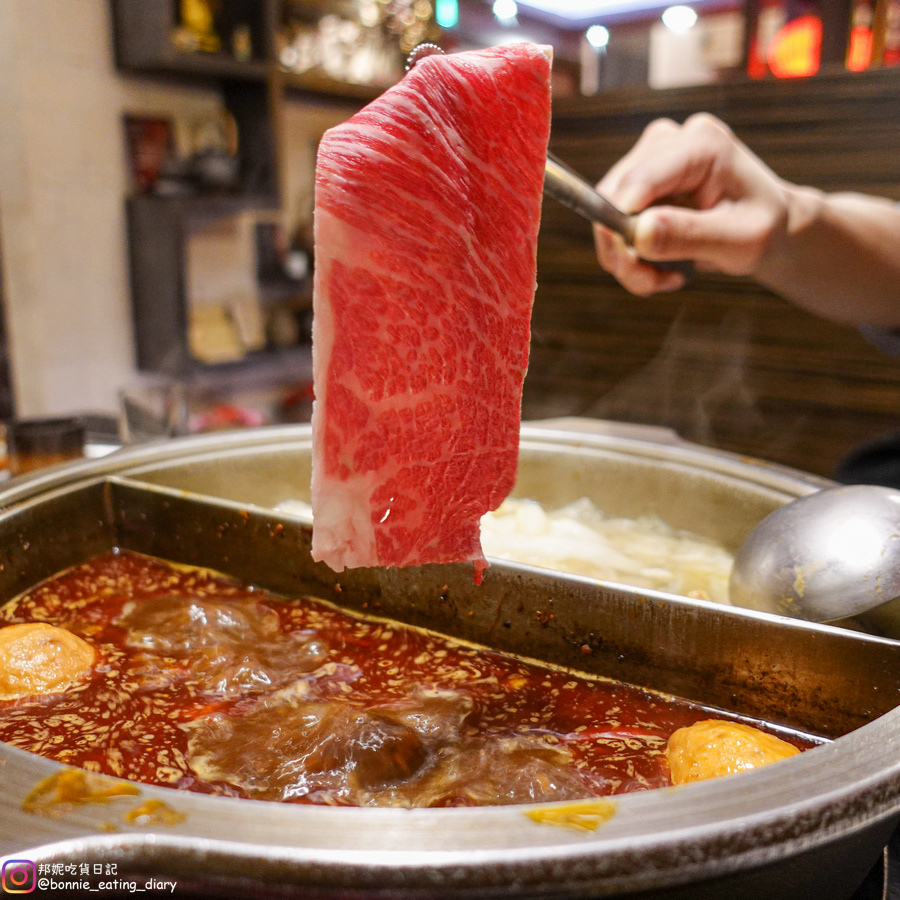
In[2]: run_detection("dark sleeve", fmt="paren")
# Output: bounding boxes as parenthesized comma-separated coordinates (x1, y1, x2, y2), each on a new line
(859, 324, 900, 356)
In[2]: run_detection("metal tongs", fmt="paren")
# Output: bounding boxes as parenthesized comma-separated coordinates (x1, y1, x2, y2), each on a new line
(407, 44, 694, 280)
(543, 151, 637, 244)
(543, 152, 694, 279)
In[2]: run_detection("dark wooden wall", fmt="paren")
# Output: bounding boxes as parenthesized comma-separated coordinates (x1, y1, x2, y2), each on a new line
(525, 68, 900, 479)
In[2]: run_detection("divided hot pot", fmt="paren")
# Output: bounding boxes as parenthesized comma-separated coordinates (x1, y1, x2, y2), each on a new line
(1, 420, 900, 899)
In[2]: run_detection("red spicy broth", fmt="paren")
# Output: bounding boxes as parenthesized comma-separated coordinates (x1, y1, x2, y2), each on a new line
(0, 551, 818, 807)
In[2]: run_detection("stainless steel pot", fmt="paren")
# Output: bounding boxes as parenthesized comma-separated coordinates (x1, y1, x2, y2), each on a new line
(1, 419, 899, 900)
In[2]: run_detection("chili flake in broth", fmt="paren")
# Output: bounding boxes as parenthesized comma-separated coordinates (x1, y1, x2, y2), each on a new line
(0, 551, 817, 807)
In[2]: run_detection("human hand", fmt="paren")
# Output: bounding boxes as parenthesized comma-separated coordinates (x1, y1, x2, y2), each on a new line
(593, 113, 791, 295)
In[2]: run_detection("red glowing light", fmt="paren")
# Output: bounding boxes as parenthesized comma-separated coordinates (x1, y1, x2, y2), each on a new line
(847, 25, 874, 70)
(767, 14, 822, 78)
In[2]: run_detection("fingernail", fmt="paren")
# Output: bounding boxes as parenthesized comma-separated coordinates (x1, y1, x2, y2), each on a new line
(631, 210, 656, 253)
(616, 188, 648, 215)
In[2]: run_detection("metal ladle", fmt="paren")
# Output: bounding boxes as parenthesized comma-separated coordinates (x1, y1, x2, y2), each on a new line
(729, 484, 900, 622)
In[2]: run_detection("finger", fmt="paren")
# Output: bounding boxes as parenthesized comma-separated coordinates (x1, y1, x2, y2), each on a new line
(614, 258, 687, 296)
(632, 204, 771, 276)
(598, 115, 734, 214)
(593, 222, 628, 272)
(601, 145, 718, 215)
(593, 223, 686, 295)
(597, 119, 682, 210)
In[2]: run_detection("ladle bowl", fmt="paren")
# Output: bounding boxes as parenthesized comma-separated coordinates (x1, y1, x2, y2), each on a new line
(729, 484, 900, 622)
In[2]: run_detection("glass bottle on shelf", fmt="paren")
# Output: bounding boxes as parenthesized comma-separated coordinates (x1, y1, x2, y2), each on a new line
(847, 0, 875, 70)
(874, 0, 900, 65)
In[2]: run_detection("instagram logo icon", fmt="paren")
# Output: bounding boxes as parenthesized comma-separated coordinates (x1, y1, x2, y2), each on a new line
(1, 860, 35, 893)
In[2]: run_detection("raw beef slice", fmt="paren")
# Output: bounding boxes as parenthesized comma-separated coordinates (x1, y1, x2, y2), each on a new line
(311, 42, 552, 580)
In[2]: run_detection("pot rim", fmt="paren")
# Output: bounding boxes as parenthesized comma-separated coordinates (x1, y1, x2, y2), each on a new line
(0, 418, 892, 898)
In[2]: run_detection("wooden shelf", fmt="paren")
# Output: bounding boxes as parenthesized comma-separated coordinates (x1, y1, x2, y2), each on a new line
(110, 0, 403, 379)
(136, 193, 280, 215)
(111, 0, 272, 81)
(279, 69, 387, 103)
(125, 193, 297, 376)
(126, 52, 270, 82)
(174, 344, 313, 386)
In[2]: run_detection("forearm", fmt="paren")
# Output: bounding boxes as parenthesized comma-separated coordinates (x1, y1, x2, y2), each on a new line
(757, 186, 900, 328)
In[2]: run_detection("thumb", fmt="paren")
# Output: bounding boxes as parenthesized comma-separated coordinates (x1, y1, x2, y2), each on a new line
(632, 204, 769, 276)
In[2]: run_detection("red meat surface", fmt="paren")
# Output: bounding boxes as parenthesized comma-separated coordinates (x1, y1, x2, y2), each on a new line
(310, 42, 552, 580)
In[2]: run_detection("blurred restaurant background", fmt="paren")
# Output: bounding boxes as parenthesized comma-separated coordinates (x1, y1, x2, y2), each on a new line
(0, 0, 898, 478)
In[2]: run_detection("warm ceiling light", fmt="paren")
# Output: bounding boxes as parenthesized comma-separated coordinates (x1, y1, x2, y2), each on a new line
(661, 5, 698, 32)
(586, 24, 610, 48)
(493, 0, 519, 22)
(517, 0, 699, 21)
